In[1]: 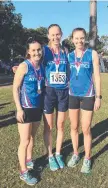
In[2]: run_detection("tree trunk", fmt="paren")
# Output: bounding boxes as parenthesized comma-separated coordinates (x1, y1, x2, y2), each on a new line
(89, 0, 97, 49)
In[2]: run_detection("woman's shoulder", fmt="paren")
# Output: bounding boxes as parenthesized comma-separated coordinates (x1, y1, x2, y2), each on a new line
(19, 61, 28, 68)
(67, 50, 74, 59)
(16, 61, 28, 74)
(86, 48, 98, 55)
(43, 45, 51, 52)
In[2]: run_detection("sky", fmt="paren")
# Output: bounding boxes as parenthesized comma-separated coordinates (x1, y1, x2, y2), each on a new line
(13, 1, 108, 39)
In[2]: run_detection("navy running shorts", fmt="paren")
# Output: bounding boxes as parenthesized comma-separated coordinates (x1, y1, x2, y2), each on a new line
(44, 87, 69, 114)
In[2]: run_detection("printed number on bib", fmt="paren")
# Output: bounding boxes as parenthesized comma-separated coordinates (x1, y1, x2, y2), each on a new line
(50, 72, 66, 84)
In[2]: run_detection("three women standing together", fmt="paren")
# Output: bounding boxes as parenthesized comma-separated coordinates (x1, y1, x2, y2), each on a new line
(13, 24, 101, 186)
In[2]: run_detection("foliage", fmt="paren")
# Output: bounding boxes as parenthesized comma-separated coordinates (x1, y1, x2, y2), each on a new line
(0, 1, 48, 62)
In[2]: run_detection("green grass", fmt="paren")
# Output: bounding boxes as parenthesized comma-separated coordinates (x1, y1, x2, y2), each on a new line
(0, 74, 108, 188)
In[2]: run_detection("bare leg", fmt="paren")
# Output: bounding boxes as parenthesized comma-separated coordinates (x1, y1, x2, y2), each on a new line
(18, 123, 32, 171)
(69, 109, 80, 155)
(43, 113, 54, 156)
(56, 111, 67, 154)
(26, 121, 40, 160)
(81, 110, 93, 158)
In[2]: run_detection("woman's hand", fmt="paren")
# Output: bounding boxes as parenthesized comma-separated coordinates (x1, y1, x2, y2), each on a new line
(94, 98, 101, 111)
(16, 110, 25, 123)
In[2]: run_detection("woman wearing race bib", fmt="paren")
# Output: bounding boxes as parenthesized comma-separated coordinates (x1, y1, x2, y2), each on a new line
(43, 24, 69, 171)
(13, 37, 44, 185)
(67, 28, 101, 173)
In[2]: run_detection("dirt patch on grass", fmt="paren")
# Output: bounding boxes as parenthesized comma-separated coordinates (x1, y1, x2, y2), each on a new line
(0, 84, 12, 89)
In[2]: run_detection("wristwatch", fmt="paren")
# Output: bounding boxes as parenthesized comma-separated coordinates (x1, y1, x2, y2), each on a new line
(96, 95, 102, 99)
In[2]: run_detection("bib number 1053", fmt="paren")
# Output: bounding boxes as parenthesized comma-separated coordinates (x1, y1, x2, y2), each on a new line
(50, 72, 66, 84)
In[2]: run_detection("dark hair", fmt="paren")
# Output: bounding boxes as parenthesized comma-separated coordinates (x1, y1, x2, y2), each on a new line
(25, 37, 42, 59)
(48, 24, 62, 34)
(71, 28, 86, 38)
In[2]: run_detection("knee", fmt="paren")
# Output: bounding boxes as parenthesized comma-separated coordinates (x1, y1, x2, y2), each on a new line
(44, 124, 52, 133)
(82, 127, 91, 135)
(20, 139, 30, 148)
(71, 125, 78, 132)
(30, 134, 35, 140)
(57, 121, 64, 131)
(30, 135, 34, 141)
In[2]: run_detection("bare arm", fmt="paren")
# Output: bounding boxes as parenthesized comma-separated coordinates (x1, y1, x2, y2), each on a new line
(92, 50, 101, 111)
(13, 62, 27, 111)
(92, 50, 101, 97)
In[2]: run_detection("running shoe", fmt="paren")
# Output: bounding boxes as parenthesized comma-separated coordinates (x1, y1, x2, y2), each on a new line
(67, 154, 80, 167)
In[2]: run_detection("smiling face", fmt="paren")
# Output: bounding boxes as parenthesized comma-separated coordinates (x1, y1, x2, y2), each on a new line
(72, 30, 86, 50)
(27, 42, 42, 61)
(48, 26, 62, 46)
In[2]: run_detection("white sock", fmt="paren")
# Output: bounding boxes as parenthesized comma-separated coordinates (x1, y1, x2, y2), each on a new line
(56, 152, 60, 156)
(49, 154, 53, 158)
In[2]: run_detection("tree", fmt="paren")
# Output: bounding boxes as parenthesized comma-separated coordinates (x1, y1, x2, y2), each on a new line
(89, 0, 97, 49)
(35, 27, 48, 45)
(0, 2, 49, 61)
(100, 35, 108, 54)
(62, 38, 74, 52)
(18, 27, 48, 58)
(0, 1, 23, 61)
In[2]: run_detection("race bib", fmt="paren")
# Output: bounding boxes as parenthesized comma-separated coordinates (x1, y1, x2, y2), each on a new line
(50, 72, 66, 84)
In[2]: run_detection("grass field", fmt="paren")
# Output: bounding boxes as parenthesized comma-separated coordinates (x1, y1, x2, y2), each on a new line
(0, 74, 108, 188)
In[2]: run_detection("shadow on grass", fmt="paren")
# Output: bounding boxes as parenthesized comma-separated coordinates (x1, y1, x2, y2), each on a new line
(0, 102, 11, 107)
(79, 131, 108, 161)
(32, 118, 108, 175)
(0, 102, 11, 110)
(0, 106, 4, 110)
(61, 118, 108, 163)
(30, 154, 48, 182)
(31, 119, 108, 178)
(92, 144, 108, 161)
(0, 111, 15, 120)
(0, 111, 16, 128)
(0, 117, 16, 128)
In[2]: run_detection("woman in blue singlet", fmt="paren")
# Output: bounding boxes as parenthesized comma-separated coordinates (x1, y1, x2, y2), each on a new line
(43, 24, 69, 171)
(67, 28, 101, 173)
(13, 37, 44, 185)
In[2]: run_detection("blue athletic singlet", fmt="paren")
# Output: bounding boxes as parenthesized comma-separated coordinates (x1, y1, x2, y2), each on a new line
(20, 60, 45, 108)
(68, 48, 95, 97)
(43, 46, 69, 89)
